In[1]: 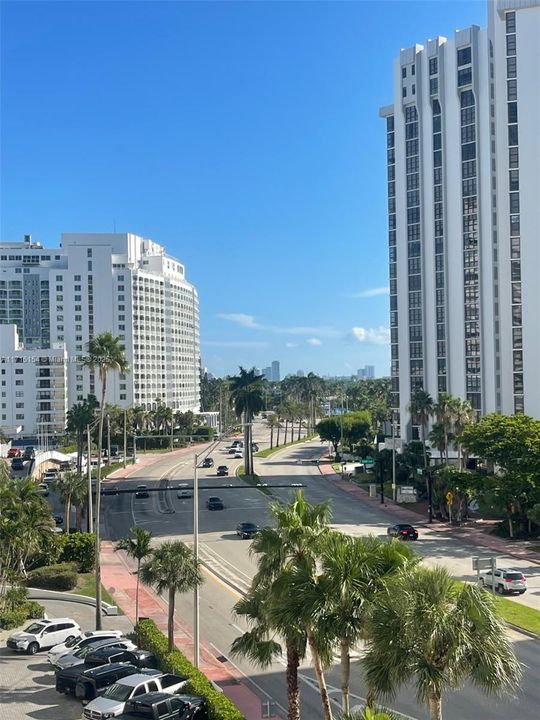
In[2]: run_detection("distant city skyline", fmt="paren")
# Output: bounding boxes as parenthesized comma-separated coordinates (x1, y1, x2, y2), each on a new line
(1, 1, 487, 378)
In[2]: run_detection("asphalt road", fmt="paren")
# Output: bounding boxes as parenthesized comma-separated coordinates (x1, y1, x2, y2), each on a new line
(102, 423, 540, 719)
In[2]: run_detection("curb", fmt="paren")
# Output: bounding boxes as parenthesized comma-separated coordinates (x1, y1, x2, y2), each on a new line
(26, 587, 118, 615)
(506, 622, 540, 640)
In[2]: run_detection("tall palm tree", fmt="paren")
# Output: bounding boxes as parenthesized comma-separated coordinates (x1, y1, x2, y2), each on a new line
(315, 533, 418, 714)
(232, 585, 306, 720)
(433, 393, 458, 463)
(408, 390, 433, 469)
(53, 471, 85, 534)
(140, 540, 203, 652)
(250, 491, 334, 720)
(229, 367, 264, 475)
(363, 566, 522, 720)
(115, 526, 153, 624)
(70, 473, 88, 532)
(266, 413, 279, 449)
(83, 331, 129, 629)
(428, 422, 447, 463)
(452, 398, 475, 470)
(66, 396, 98, 474)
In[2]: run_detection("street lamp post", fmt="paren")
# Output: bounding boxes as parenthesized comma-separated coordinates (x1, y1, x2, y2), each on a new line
(193, 452, 200, 668)
(392, 412, 397, 502)
(427, 468, 434, 524)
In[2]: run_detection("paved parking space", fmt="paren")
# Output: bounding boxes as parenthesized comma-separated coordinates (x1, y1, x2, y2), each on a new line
(0, 600, 132, 720)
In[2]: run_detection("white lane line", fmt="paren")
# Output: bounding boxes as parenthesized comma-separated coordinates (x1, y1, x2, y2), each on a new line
(230, 622, 244, 634)
(201, 543, 254, 583)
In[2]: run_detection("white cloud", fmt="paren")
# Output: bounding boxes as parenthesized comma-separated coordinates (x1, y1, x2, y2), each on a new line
(217, 313, 262, 329)
(202, 340, 269, 348)
(306, 338, 322, 346)
(350, 326, 390, 345)
(285, 342, 298, 348)
(348, 287, 390, 299)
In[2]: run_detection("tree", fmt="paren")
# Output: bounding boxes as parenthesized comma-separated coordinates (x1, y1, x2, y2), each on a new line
(115, 526, 153, 624)
(428, 422, 446, 463)
(363, 566, 521, 720)
(140, 540, 203, 652)
(433, 393, 458, 463)
(229, 367, 265, 475)
(83, 331, 129, 629)
(266, 413, 279, 449)
(53, 471, 86, 534)
(342, 411, 372, 451)
(452, 398, 475, 470)
(316, 417, 343, 459)
(66, 396, 98, 474)
(408, 390, 433, 469)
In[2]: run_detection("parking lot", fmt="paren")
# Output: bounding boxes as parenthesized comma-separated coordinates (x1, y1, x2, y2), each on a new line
(0, 600, 132, 720)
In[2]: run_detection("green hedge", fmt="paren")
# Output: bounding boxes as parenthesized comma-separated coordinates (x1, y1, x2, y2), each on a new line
(26, 562, 78, 590)
(59, 533, 95, 572)
(0, 601, 45, 629)
(136, 619, 246, 720)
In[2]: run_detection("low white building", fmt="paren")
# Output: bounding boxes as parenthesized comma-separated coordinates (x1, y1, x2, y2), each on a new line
(0, 324, 68, 439)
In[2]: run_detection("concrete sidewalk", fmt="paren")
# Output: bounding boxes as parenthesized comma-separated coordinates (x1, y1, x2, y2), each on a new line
(318, 460, 540, 566)
(100, 542, 270, 720)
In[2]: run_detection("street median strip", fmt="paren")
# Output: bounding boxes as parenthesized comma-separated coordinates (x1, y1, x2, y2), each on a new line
(254, 434, 317, 458)
(236, 465, 272, 496)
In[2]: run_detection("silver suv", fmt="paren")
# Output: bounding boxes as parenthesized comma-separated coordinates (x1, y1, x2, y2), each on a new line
(480, 568, 527, 595)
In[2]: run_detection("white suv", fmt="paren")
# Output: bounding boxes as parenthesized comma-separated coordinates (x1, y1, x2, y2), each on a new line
(7, 618, 81, 654)
(480, 568, 527, 595)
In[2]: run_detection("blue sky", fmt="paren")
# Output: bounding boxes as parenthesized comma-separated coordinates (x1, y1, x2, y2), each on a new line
(1, 0, 486, 378)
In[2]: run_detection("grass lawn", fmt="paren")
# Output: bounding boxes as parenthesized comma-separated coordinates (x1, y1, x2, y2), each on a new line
(236, 466, 272, 496)
(255, 434, 317, 458)
(494, 595, 540, 636)
(75, 573, 118, 609)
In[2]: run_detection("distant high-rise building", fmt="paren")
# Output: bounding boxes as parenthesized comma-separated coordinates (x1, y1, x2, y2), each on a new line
(271, 360, 281, 382)
(357, 365, 375, 380)
(380, 0, 540, 439)
(296, 369, 305, 377)
(263, 366, 272, 381)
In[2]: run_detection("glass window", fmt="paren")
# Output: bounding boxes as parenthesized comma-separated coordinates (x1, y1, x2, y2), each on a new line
(429, 57, 438, 75)
(507, 56, 517, 78)
(513, 373, 524, 394)
(513, 326, 522, 348)
(509, 147, 519, 168)
(461, 106, 475, 125)
(433, 134, 442, 150)
(510, 215, 520, 236)
(512, 304, 522, 326)
(507, 79, 517, 101)
(386, 116, 394, 132)
(433, 115, 441, 133)
(508, 124, 519, 146)
(461, 143, 476, 161)
(461, 125, 475, 143)
(434, 150, 442, 168)
(458, 67, 472, 86)
(511, 283, 521, 304)
(457, 46, 472, 67)
(506, 34, 516, 56)
(402, 87, 407, 98)
(506, 11, 516, 33)
(509, 192, 520, 214)
(402, 67, 407, 78)
(509, 170, 519, 191)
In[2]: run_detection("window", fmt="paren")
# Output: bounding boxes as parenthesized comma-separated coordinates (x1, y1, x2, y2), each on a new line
(461, 107, 475, 126)
(507, 79, 517, 101)
(507, 56, 517, 78)
(458, 67, 472, 86)
(433, 150, 442, 168)
(88, 261, 92, 271)
(506, 34, 516, 56)
(508, 125, 518, 147)
(433, 134, 442, 150)
(402, 87, 407, 98)
(462, 143, 476, 161)
(510, 236, 521, 259)
(512, 304, 522, 326)
(429, 57, 438, 75)
(510, 215, 520, 236)
(87, 248, 92, 257)
(506, 11, 516, 33)
(509, 170, 519, 191)
(74, 275, 81, 281)
(412, 84, 415, 95)
(457, 46, 472, 67)
(509, 192, 520, 214)
(511, 283, 522, 304)
(513, 326, 522, 348)
(513, 373, 524, 394)
(509, 147, 519, 168)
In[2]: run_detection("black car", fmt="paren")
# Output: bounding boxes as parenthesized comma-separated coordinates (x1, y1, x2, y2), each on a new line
(387, 523, 419, 540)
(216, 465, 228, 476)
(116, 692, 207, 720)
(206, 496, 224, 511)
(83, 647, 159, 671)
(11, 457, 25, 471)
(201, 457, 214, 468)
(75, 664, 161, 703)
(236, 522, 259, 539)
(23, 447, 36, 460)
(135, 484, 150, 498)
(52, 513, 63, 525)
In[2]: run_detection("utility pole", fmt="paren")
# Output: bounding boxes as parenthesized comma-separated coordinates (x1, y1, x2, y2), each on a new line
(427, 467, 434, 524)
(123, 409, 127, 469)
(107, 414, 111, 466)
(86, 424, 93, 533)
(193, 452, 200, 668)
(392, 413, 397, 502)
(132, 433, 137, 465)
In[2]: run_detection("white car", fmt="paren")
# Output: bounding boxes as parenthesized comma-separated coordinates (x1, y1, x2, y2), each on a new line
(7, 618, 81, 655)
(234, 451, 243, 459)
(48, 629, 124, 665)
(480, 568, 527, 595)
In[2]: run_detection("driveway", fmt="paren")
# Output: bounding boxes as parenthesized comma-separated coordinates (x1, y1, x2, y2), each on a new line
(0, 599, 132, 720)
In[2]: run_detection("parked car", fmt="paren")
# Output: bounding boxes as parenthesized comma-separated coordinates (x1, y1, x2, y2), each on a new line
(201, 457, 214, 468)
(11, 457, 25, 471)
(206, 496, 224, 511)
(43, 470, 59, 483)
(53, 638, 136, 670)
(75, 665, 162, 704)
(83, 672, 189, 718)
(23, 446, 36, 460)
(177, 487, 193, 499)
(216, 466, 228, 477)
(83, 647, 159, 672)
(48, 629, 124, 665)
(7, 447, 21, 458)
(37, 483, 49, 497)
(135, 485, 150, 499)
(7, 618, 81, 655)
(52, 513, 63, 525)
(230, 440, 242, 448)
(387, 523, 418, 541)
(480, 568, 527, 595)
(115, 692, 207, 720)
(236, 522, 259, 539)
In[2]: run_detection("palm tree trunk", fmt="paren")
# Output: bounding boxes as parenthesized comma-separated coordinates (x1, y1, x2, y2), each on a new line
(168, 586, 175, 652)
(95, 374, 106, 631)
(297, 420, 301, 442)
(284, 419, 289, 445)
(270, 426, 274, 450)
(307, 626, 333, 720)
(243, 411, 250, 476)
(285, 637, 300, 720)
(340, 638, 350, 715)
(428, 691, 442, 720)
(421, 424, 428, 469)
(76, 504, 82, 532)
(276, 422, 281, 447)
(135, 559, 140, 625)
(65, 495, 71, 535)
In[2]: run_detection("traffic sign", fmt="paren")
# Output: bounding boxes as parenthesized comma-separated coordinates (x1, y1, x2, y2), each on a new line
(362, 457, 374, 466)
(472, 557, 495, 571)
(446, 491, 454, 505)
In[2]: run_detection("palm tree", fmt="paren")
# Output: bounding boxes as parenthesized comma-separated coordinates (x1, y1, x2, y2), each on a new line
(140, 540, 203, 652)
(115, 526, 153, 624)
(428, 422, 447, 463)
(229, 367, 264, 476)
(452, 398, 475, 470)
(83, 331, 129, 629)
(251, 491, 334, 720)
(408, 390, 433, 469)
(266, 413, 279, 449)
(315, 533, 418, 715)
(70, 474, 88, 532)
(363, 566, 522, 720)
(232, 585, 306, 720)
(66, 396, 98, 474)
(53, 471, 85, 534)
(433, 393, 458, 463)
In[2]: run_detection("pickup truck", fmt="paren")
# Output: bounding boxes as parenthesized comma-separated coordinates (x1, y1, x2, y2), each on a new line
(57, 662, 148, 697)
(56, 650, 157, 696)
(83, 673, 189, 718)
(116, 692, 207, 720)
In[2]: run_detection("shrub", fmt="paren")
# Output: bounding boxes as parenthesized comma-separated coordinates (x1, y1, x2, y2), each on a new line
(23, 600, 45, 619)
(26, 532, 64, 570)
(59, 532, 95, 572)
(136, 619, 245, 720)
(0, 607, 27, 630)
(26, 562, 78, 591)
(1, 585, 28, 612)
